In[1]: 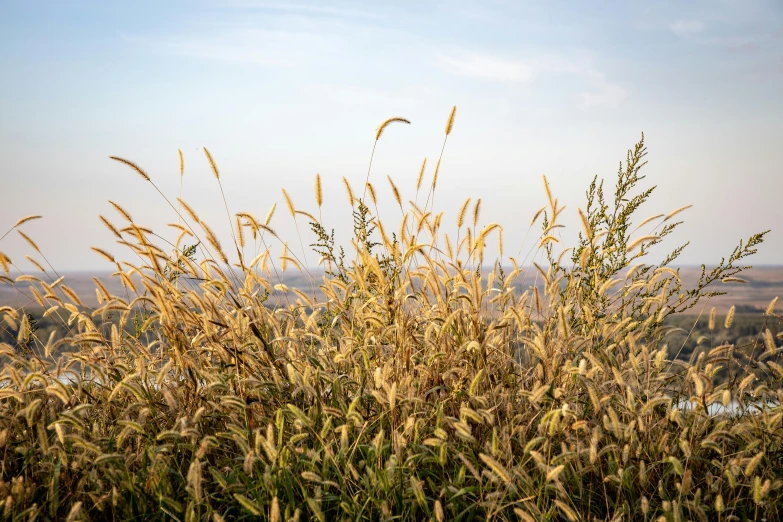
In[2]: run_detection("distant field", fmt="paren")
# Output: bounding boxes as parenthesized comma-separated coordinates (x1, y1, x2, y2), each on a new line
(2, 265, 780, 313)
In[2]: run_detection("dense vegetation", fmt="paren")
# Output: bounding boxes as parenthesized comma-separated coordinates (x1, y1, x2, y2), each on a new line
(1, 111, 781, 521)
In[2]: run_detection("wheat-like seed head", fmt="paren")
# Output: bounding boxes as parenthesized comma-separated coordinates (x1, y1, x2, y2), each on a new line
(282, 189, 296, 219)
(109, 201, 133, 222)
(264, 203, 277, 226)
(178, 149, 184, 176)
(17, 231, 40, 253)
(456, 198, 471, 229)
(638, 214, 664, 228)
(110, 156, 151, 182)
(91, 247, 115, 264)
(473, 198, 482, 228)
(366, 182, 377, 206)
(542, 175, 554, 210)
(13, 215, 42, 228)
(281, 242, 289, 272)
(203, 147, 219, 180)
(725, 305, 735, 329)
(99, 215, 122, 239)
(315, 174, 323, 208)
(432, 159, 440, 190)
(387, 176, 402, 208)
(626, 235, 659, 252)
(664, 205, 692, 222)
(416, 158, 427, 192)
(578, 208, 591, 239)
(708, 307, 716, 330)
(530, 206, 546, 227)
(766, 296, 778, 315)
(375, 117, 411, 141)
(342, 177, 355, 206)
(0, 252, 10, 273)
(445, 106, 457, 136)
(236, 216, 245, 249)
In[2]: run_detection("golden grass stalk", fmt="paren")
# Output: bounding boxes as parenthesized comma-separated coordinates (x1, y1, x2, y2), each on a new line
(264, 203, 277, 226)
(315, 174, 323, 208)
(416, 158, 427, 193)
(725, 305, 735, 329)
(109, 156, 150, 181)
(766, 296, 778, 316)
(282, 189, 296, 219)
(375, 117, 411, 141)
(445, 105, 457, 136)
(387, 176, 402, 209)
(203, 147, 219, 180)
(343, 177, 355, 206)
(664, 204, 692, 222)
(99, 215, 122, 239)
(17, 231, 40, 253)
(109, 201, 133, 222)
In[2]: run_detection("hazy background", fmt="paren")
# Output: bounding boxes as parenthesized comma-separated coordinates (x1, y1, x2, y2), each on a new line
(1, 0, 781, 271)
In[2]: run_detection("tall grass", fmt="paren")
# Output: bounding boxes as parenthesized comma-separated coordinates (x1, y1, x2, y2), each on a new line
(0, 110, 781, 521)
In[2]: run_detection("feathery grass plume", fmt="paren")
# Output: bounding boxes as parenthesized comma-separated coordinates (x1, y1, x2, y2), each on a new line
(542, 175, 554, 210)
(637, 213, 665, 228)
(264, 203, 277, 226)
(342, 176, 355, 206)
(178, 198, 200, 224)
(766, 296, 778, 315)
(13, 215, 43, 228)
(709, 307, 716, 330)
(457, 198, 471, 228)
(445, 105, 457, 136)
(178, 149, 184, 176)
(530, 206, 546, 226)
(472, 198, 482, 228)
(281, 241, 289, 272)
(431, 158, 440, 191)
(237, 215, 245, 249)
(366, 182, 377, 206)
(0, 252, 10, 273)
(282, 189, 296, 219)
(17, 230, 40, 253)
(626, 235, 659, 252)
(577, 208, 591, 239)
(91, 247, 115, 264)
(664, 204, 692, 222)
(387, 175, 402, 209)
(375, 117, 411, 141)
(416, 158, 427, 192)
(203, 147, 220, 180)
(364, 116, 410, 203)
(725, 305, 735, 329)
(109, 201, 133, 222)
(315, 174, 323, 208)
(99, 215, 122, 239)
(109, 156, 150, 181)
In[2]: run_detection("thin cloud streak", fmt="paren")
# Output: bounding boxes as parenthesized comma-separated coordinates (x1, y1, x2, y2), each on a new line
(437, 51, 627, 109)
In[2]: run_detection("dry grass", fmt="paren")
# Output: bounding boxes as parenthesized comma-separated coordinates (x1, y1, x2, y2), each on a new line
(0, 111, 781, 521)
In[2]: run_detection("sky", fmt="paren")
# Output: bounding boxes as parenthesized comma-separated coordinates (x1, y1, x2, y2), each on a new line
(1, 0, 781, 272)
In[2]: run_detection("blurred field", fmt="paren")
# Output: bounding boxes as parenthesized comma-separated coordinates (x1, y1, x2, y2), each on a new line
(3, 265, 780, 312)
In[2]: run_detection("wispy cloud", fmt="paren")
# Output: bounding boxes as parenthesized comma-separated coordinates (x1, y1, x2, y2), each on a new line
(436, 52, 538, 83)
(124, 25, 334, 67)
(669, 19, 705, 36)
(437, 52, 627, 109)
(218, 1, 383, 20)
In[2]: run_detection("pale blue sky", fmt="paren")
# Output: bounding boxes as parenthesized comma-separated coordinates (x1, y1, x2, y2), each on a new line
(1, 0, 781, 270)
